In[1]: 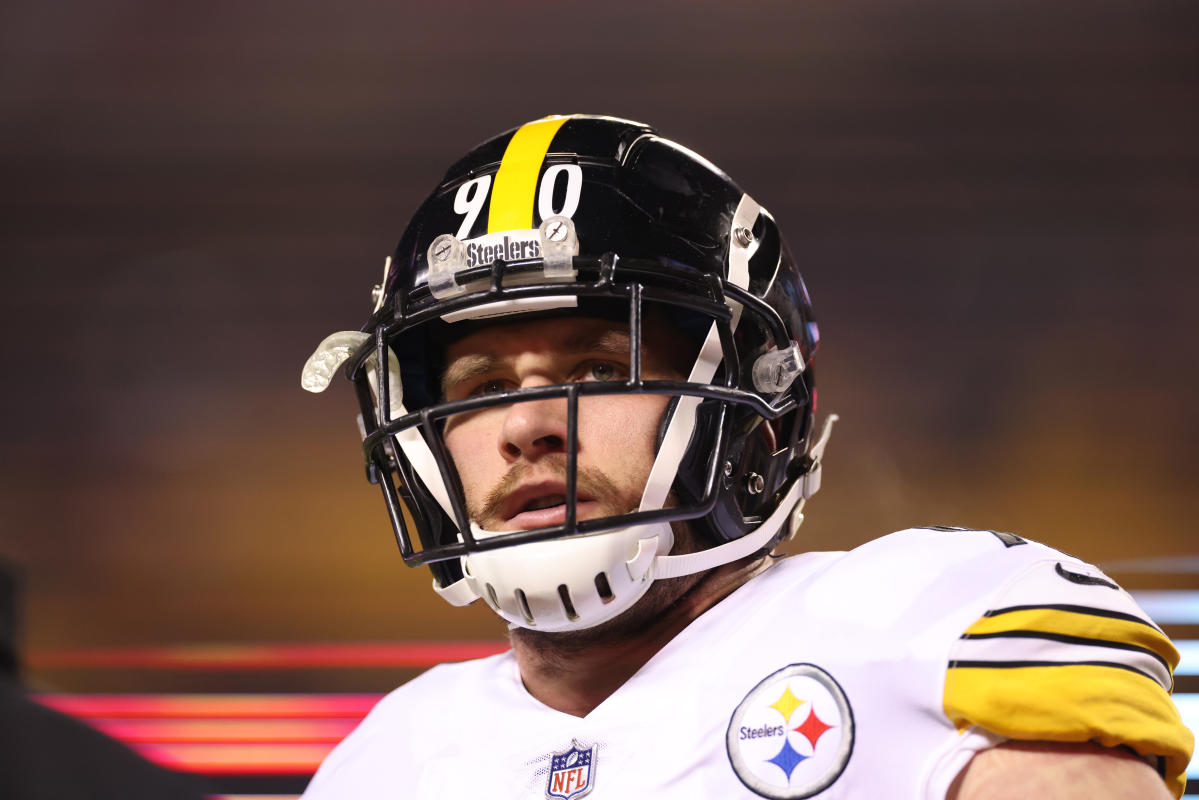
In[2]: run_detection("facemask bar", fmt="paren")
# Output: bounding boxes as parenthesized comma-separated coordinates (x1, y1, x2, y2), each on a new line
(367, 363, 738, 566)
(349, 254, 806, 570)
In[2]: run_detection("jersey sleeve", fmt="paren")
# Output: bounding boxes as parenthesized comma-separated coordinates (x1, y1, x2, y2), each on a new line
(942, 554, 1194, 798)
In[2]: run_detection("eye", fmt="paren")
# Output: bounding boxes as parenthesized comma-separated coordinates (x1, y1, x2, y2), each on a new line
(576, 360, 624, 383)
(467, 378, 512, 397)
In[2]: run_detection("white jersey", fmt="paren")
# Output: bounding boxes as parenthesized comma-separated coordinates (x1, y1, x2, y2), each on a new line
(303, 528, 1192, 799)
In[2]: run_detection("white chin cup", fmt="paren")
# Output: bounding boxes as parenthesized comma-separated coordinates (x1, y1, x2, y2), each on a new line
(461, 521, 674, 633)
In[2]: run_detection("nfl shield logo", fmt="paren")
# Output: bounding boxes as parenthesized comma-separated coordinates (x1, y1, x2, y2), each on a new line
(546, 742, 596, 799)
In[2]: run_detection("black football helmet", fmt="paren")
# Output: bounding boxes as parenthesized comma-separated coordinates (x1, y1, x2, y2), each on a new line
(303, 114, 833, 631)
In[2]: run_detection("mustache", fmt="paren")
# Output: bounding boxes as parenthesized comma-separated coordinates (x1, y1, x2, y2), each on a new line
(472, 454, 631, 525)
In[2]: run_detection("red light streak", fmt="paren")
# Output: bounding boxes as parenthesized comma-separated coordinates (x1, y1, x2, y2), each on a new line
(133, 741, 333, 774)
(87, 717, 359, 744)
(36, 693, 384, 719)
(35, 694, 381, 776)
(29, 640, 508, 670)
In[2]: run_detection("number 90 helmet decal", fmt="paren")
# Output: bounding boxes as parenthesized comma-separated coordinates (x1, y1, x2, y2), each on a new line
(302, 114, 834, 632)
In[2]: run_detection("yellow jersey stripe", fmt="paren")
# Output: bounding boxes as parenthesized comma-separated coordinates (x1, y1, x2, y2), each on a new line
(487, 116, 569, 233)
(965, 607, 1179, 669)
(944, 663, 1193, 798)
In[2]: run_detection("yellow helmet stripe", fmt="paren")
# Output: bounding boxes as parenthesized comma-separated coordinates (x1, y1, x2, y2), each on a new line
(487, 115, 569, 233)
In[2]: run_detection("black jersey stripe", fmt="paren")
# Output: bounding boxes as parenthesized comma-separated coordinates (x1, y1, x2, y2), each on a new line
(948, 658, 1158, 683)
(983, 603, 1160, 629)
(959, 630, 1172, 673)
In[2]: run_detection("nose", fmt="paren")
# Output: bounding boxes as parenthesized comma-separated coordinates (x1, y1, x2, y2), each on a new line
(498, 377, 571, 463)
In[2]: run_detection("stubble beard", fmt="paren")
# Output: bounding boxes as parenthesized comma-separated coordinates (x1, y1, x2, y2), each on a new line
(471, 454, 630, 529)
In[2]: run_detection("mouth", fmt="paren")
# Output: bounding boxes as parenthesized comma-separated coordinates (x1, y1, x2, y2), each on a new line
(499, 482, 598, 530)
(520, 494, 568, 512)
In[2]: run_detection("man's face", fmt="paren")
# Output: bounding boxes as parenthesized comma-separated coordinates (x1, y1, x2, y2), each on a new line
(441, 315, 689, 533)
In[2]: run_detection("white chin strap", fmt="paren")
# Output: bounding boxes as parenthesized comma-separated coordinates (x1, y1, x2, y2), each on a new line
(453, 520, 671, 633)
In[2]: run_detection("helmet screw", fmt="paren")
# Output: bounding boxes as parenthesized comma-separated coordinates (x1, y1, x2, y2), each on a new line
(733, 226, 754, 247)
(746, 472, 765, 495)
(723, 461, 734, 477)
(432, 240, 453, 261)
(544, 218, 569, 242)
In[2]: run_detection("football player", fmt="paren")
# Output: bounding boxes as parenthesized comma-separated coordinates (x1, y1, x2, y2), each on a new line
(301, 115, 1192, 799)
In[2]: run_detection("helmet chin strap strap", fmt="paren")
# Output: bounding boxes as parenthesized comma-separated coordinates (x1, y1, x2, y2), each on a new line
(653, 413, 838, 581)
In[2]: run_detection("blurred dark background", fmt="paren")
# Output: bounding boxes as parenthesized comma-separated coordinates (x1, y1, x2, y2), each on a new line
(1, 0, 1196, 683)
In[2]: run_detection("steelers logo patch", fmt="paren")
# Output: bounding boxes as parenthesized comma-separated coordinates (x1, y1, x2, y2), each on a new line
(726, 664, 854, 798)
